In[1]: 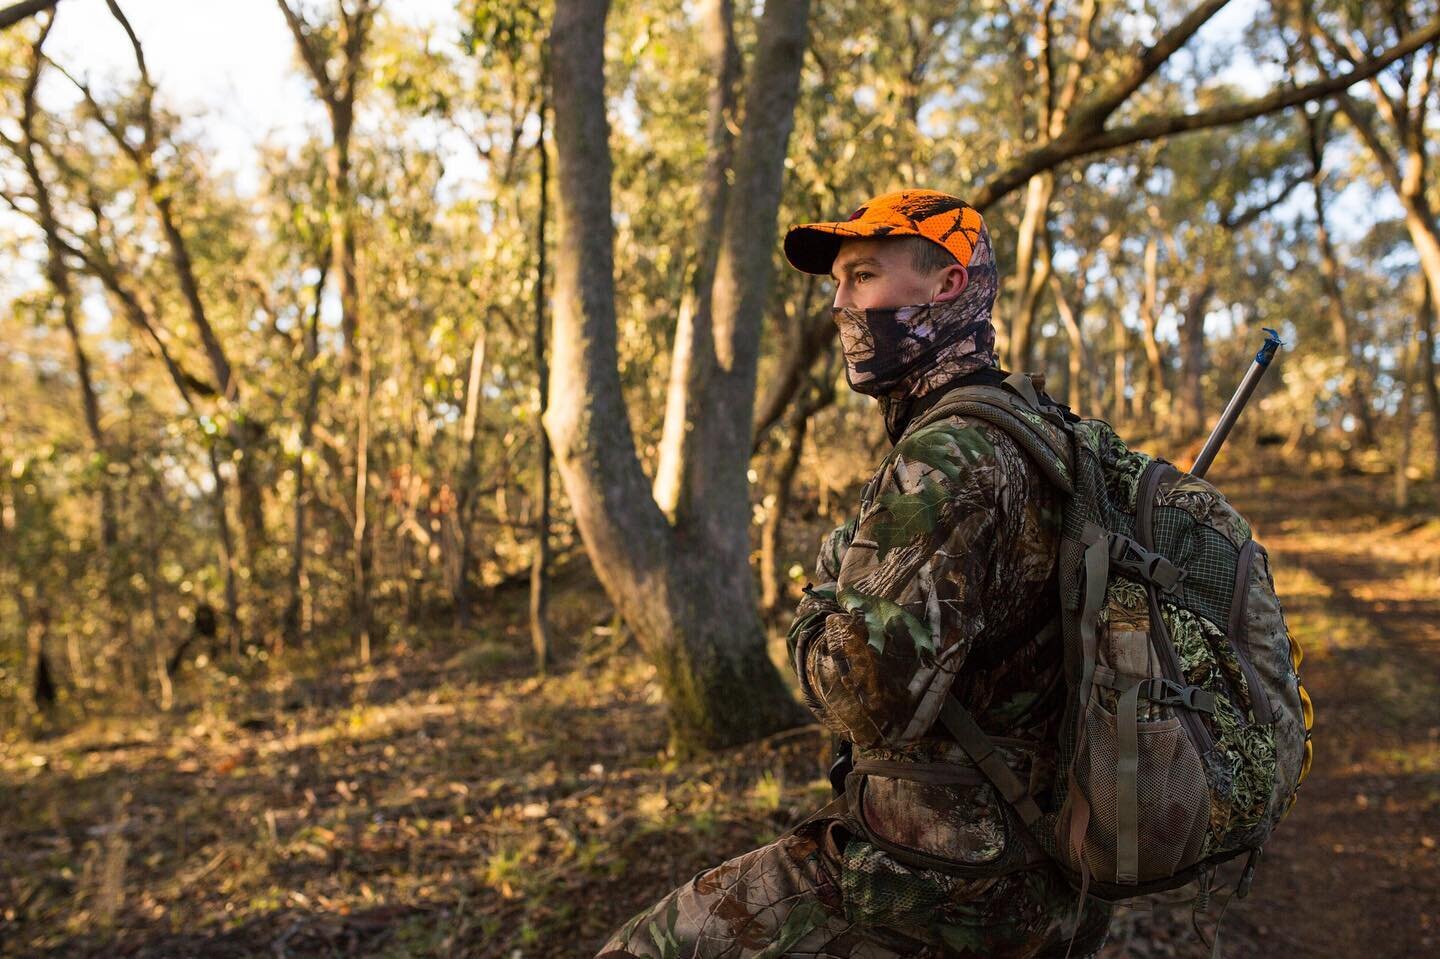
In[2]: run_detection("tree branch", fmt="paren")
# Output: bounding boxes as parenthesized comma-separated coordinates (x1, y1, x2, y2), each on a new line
(275, 0, 338, 103)
(1066, 0, 1232, 134)
(0, 0, 59, 31)
(970, 14, 1440, 210)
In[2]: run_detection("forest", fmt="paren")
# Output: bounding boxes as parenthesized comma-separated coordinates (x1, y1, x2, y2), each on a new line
(0, 0, 1437, 956)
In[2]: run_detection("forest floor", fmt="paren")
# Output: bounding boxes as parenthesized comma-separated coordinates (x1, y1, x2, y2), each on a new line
(1, 471, 1437, 958)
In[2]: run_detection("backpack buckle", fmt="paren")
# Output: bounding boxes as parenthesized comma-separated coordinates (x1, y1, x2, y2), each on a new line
(1140, 678, 1217, 714)
(1107, 534, 1185, 593)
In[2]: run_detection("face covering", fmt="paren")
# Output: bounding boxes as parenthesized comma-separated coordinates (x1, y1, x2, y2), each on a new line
(832, 239, 1000, 441)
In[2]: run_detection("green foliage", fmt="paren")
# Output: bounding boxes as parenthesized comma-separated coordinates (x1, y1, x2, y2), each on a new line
(895, 422, 994, 482)
(838, 586, 934, 658)
(869, 423, 991, 559)
(873, 476, 949, 560)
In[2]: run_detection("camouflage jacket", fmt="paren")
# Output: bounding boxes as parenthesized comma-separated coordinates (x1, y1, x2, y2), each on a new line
(788, 406, 1066, 871)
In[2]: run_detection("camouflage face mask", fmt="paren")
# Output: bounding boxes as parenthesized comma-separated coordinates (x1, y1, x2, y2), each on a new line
(833, 296, 998, 399)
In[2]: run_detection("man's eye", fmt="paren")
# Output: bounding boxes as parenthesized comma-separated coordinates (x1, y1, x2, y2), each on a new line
(855, 272, 872, 283)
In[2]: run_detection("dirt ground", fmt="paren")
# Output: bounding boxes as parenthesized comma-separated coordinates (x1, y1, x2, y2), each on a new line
(1, 472, 1436, 958)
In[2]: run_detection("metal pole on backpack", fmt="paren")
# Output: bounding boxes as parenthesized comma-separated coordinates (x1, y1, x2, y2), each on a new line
(1189, 328, 1284, 479)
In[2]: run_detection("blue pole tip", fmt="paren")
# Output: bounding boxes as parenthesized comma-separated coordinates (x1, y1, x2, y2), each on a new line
(1256, 328, 1284, 366)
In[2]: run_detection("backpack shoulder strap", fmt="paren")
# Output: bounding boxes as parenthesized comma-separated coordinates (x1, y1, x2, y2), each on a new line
(906, 373, 1076, 496)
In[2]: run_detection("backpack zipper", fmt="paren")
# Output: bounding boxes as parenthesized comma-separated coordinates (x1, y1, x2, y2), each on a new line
(1227, 541, 1276, 724)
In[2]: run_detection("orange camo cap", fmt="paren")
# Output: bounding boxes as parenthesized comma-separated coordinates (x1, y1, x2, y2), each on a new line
(783, 189, 987, 276)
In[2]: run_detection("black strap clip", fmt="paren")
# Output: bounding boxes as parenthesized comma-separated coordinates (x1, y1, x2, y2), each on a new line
(1107, 533, 1185, 593)
(1138, 678, 1217, 714)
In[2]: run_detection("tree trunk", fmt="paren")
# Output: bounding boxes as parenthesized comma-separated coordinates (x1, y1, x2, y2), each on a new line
(1177, 282, 1212, 439)
(531, 77, 553, 675)
(752, 281, 832, 449)
(283, 263, 327, 647)
(652, 0, 740, 518)
(1112, 317, 1129, 427)
(760, 413, 807, 618)
(1416, 278, 1440, 483)
(1050, 272, 1087, 414)
(1137, 234, 1169, 421)
(206, 445, 243, 654)
(351, 344, 373, 663)
(547, 0, 807, 754)
(1306, 110, 1377, 447)
(760, 377, 835, 618)
(453, 329, 488, 628)
(1007, 174, 1054, 371)
(1395, 307, 1417, 508)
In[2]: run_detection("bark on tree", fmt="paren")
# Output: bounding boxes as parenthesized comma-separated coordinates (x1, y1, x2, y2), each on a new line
(1417, 281, 1440, 482)
(752, 276, 832, 449)
(1049, 271, 1087, 414)
(352, 344, 373, 662)
(652, 0, 740, 518)
(453, 329, 488, 628)
(1136, 232, 1170, 421)
(1177, 281, 1214, 439)
(1395, 304, 1418, 508)
(548, 0, 808, 753)
(1007, 174, 1055, 371)
(759, 371, 835, 618)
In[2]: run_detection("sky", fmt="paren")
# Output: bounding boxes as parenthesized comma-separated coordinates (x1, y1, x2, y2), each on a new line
(31, 0, 464, 192)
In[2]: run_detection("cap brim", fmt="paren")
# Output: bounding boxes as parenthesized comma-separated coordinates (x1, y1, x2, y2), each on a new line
(783, 222, 870, 275)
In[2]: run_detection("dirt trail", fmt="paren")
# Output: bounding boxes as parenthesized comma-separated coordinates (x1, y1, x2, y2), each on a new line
(1226, 475, 1440, 957)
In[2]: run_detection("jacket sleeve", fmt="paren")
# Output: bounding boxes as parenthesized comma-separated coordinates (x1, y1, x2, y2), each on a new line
(789, 417, 1020, 747)
(815, 517, 857, 585)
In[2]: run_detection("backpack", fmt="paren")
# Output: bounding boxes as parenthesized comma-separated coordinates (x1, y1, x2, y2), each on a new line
(900, 372, 1314, 903)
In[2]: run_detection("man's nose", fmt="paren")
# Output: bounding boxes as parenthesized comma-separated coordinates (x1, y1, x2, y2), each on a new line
(832, 281, 852, 310)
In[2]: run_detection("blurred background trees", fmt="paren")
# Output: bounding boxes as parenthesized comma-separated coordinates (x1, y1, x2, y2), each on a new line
(1, 0, 1437, 753)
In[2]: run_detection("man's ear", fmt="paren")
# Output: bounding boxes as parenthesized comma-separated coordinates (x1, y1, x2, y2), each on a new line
(931, 264, 969, 303)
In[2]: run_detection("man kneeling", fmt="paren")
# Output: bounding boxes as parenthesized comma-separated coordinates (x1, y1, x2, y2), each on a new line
(598, 191, 1111, 958)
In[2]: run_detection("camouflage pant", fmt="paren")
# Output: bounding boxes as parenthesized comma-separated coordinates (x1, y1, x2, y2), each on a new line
(597, 818, 1111, 958)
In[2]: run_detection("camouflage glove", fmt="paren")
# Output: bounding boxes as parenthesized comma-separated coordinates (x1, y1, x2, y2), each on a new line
(790, 584, 921, 746)
(787, 584, 839, 670)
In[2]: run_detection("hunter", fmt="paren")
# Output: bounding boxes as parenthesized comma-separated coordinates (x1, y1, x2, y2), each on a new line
(597, 190, 1112, 957)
